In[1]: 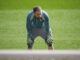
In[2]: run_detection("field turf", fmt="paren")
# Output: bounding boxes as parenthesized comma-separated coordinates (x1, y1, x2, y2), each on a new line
(0, 0, 80, 49)
(0, 10, 80, 49)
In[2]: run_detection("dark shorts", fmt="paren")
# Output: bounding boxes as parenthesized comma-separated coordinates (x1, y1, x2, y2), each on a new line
(27, 27, 53, 48)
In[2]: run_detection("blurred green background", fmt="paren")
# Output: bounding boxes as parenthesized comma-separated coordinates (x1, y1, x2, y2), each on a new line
(0, 0, 80, 49)
(0, 0, 80, 9)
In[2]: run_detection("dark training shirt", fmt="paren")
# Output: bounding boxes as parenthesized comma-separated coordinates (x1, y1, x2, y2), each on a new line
(26, 10, 50, 37)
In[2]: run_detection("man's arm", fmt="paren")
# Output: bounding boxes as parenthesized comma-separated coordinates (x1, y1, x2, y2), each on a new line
(44, 12, 53, 50)
(44, 13, 50, 38)
(26, 14, 32, 35)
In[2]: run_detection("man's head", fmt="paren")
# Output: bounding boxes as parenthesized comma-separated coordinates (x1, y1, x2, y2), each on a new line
(33, 6, 42, 19)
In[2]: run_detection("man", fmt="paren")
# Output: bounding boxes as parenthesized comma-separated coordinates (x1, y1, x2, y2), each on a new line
(26, 6, 53, 50)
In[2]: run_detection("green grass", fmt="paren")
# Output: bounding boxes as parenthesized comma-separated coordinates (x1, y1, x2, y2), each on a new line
(0, 10, 80, 49)
(0, 0, 80, 9)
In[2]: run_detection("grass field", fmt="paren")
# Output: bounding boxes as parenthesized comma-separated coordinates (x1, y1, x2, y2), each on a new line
(0, 0, 80, 9)
(0, 10, 80, 49)
(0, 0, 80, 50)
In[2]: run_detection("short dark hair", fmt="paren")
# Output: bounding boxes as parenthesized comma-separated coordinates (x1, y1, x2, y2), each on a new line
(33, 6, 41, 12)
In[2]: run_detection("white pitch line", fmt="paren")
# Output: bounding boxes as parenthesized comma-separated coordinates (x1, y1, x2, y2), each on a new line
(0, 50, 80, 54)
(0, 50, 80, 60)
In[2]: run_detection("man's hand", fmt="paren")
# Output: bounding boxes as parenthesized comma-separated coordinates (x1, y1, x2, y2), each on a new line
(47, 38, 53, 44)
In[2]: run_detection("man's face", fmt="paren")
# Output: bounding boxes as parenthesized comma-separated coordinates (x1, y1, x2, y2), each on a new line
(34, 10, 42, 19)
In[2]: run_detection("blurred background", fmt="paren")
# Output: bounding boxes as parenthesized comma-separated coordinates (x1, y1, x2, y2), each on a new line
(0, 0, 80, 50)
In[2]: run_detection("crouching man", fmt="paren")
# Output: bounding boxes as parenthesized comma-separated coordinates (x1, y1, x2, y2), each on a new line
(26, 6, 54, 50)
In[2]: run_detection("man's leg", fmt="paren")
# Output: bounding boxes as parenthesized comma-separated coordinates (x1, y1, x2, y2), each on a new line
(48, 45, 53, 50)
(27, 26, 39, 50)
(45, 38, 53, 50)
(47, 37, 54, 50)
(47, 29, 54, 50)
(27, 39, 34, 50)
(41, 35, 53, 50)
(39, 28, 54, 50)
(47, 36, 53, 50)
(27, 34, 34, 50)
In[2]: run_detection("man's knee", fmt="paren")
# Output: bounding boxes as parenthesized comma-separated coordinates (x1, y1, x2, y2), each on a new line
(47, 42, 53, 47)
(27, 38, 34, 49)
(27, 43, 33, 49)
(45, 38, 53, 47)
(48, 43, 53, 47)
